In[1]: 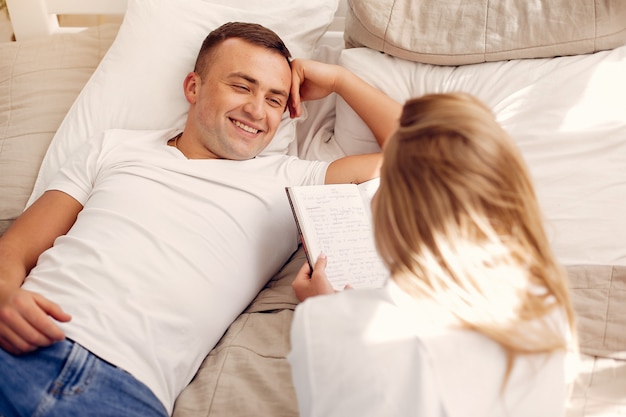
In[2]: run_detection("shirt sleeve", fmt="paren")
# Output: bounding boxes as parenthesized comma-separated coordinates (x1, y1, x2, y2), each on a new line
(46, 131, 107, 205)
(280, 156, 330, 187)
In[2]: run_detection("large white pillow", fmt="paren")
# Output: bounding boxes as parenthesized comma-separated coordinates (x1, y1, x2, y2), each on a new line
(334, 46, 626, 267)
(28, 0, 339, 204)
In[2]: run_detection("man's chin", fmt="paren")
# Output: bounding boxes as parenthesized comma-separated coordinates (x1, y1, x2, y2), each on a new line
(221, 145, 266, 161)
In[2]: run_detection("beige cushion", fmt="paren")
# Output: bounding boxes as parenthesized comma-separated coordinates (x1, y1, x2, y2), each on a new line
(0, 24, 118, 235)
(344, 0, 626, 65)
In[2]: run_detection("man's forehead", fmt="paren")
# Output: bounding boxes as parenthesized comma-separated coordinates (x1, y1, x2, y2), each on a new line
(212, 40, 291, 85)
(217, 38, 286, 60)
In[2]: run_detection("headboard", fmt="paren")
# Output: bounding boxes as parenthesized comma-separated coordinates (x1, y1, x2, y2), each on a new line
(5, 0, 126, 40)
(5, 0, 347, 41)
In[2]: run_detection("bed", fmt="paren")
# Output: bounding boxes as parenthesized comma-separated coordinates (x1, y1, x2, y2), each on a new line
(1, 0, 625, 415)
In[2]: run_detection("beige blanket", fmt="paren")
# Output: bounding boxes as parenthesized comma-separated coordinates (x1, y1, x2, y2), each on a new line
(173, 246, 626, 416)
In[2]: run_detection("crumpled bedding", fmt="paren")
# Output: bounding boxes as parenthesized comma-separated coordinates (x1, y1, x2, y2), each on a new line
(173, 247, 626, 417)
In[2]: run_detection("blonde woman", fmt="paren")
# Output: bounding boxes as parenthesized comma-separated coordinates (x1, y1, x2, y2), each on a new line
(288, 93, 576, 417)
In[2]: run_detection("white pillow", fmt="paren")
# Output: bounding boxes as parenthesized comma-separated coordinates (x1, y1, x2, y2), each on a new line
(28, 0, 339, 204)
(334, 46, 626, 267)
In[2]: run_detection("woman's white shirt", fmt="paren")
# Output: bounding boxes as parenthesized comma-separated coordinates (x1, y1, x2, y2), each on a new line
(288, 279, 568, 417)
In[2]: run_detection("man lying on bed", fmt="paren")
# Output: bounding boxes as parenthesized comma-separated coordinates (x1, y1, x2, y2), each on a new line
(0, 22, 401, 417)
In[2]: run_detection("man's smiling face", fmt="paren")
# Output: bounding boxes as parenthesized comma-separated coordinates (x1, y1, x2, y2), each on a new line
(185, 37, 292, 160)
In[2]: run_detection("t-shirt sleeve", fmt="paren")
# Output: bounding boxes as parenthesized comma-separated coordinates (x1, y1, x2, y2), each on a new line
(46, 131, 106, 205)
(284, 156, 330, 186)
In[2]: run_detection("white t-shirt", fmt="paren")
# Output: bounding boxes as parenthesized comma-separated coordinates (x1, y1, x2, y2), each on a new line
(23, 128, 329, 414)
(289, 279, 569, 417)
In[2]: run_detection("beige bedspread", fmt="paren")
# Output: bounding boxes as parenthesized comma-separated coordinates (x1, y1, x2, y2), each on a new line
(173, 247, 626, 417)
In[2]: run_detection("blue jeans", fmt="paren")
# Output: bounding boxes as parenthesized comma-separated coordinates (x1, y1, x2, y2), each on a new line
(0, 339, 168, 417)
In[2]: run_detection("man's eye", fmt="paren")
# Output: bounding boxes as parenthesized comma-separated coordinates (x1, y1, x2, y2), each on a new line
(268, 98, 282, 107)
(233, 84, 249, 92)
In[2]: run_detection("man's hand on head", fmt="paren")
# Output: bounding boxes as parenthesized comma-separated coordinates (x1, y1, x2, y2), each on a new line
(288, 59, 343, 119)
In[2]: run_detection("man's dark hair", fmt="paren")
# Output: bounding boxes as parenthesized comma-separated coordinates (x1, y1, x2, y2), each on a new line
(194, 22, 292, 76)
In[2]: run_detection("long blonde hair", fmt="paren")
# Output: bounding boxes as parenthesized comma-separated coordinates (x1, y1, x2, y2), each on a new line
(373, 93, 575, 367)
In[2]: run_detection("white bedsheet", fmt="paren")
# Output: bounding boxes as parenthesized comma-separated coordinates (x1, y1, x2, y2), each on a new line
(304, 44, 626, 267)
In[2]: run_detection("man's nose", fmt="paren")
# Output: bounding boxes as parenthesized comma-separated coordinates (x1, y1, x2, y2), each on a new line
(243, 95, 265, 120)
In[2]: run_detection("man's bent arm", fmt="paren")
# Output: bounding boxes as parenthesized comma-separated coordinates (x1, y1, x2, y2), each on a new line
(290, 59, 401, 148)
(289, 59, 400, 185)
(331, 67, 401, 148)
(0, 190, 83, 289)
(0, 190, 80, 353)
(324, 153, 382, 185)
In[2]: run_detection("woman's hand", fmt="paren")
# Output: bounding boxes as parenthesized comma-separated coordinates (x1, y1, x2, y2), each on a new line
(292, 253, 336, 302)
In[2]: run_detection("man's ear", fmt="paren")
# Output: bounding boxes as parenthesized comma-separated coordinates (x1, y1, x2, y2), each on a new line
(183, 72, 199, 104)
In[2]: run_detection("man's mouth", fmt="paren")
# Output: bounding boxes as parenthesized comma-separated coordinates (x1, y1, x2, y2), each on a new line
(232, 119, 260, 134)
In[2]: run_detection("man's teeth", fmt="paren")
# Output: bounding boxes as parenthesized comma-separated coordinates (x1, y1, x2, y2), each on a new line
(233, 120, 259, 134)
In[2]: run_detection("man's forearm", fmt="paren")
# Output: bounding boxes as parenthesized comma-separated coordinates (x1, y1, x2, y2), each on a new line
(333, 67, 402, 148)
(0, 243, 30, 292)
(0, 190, 83, 288)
